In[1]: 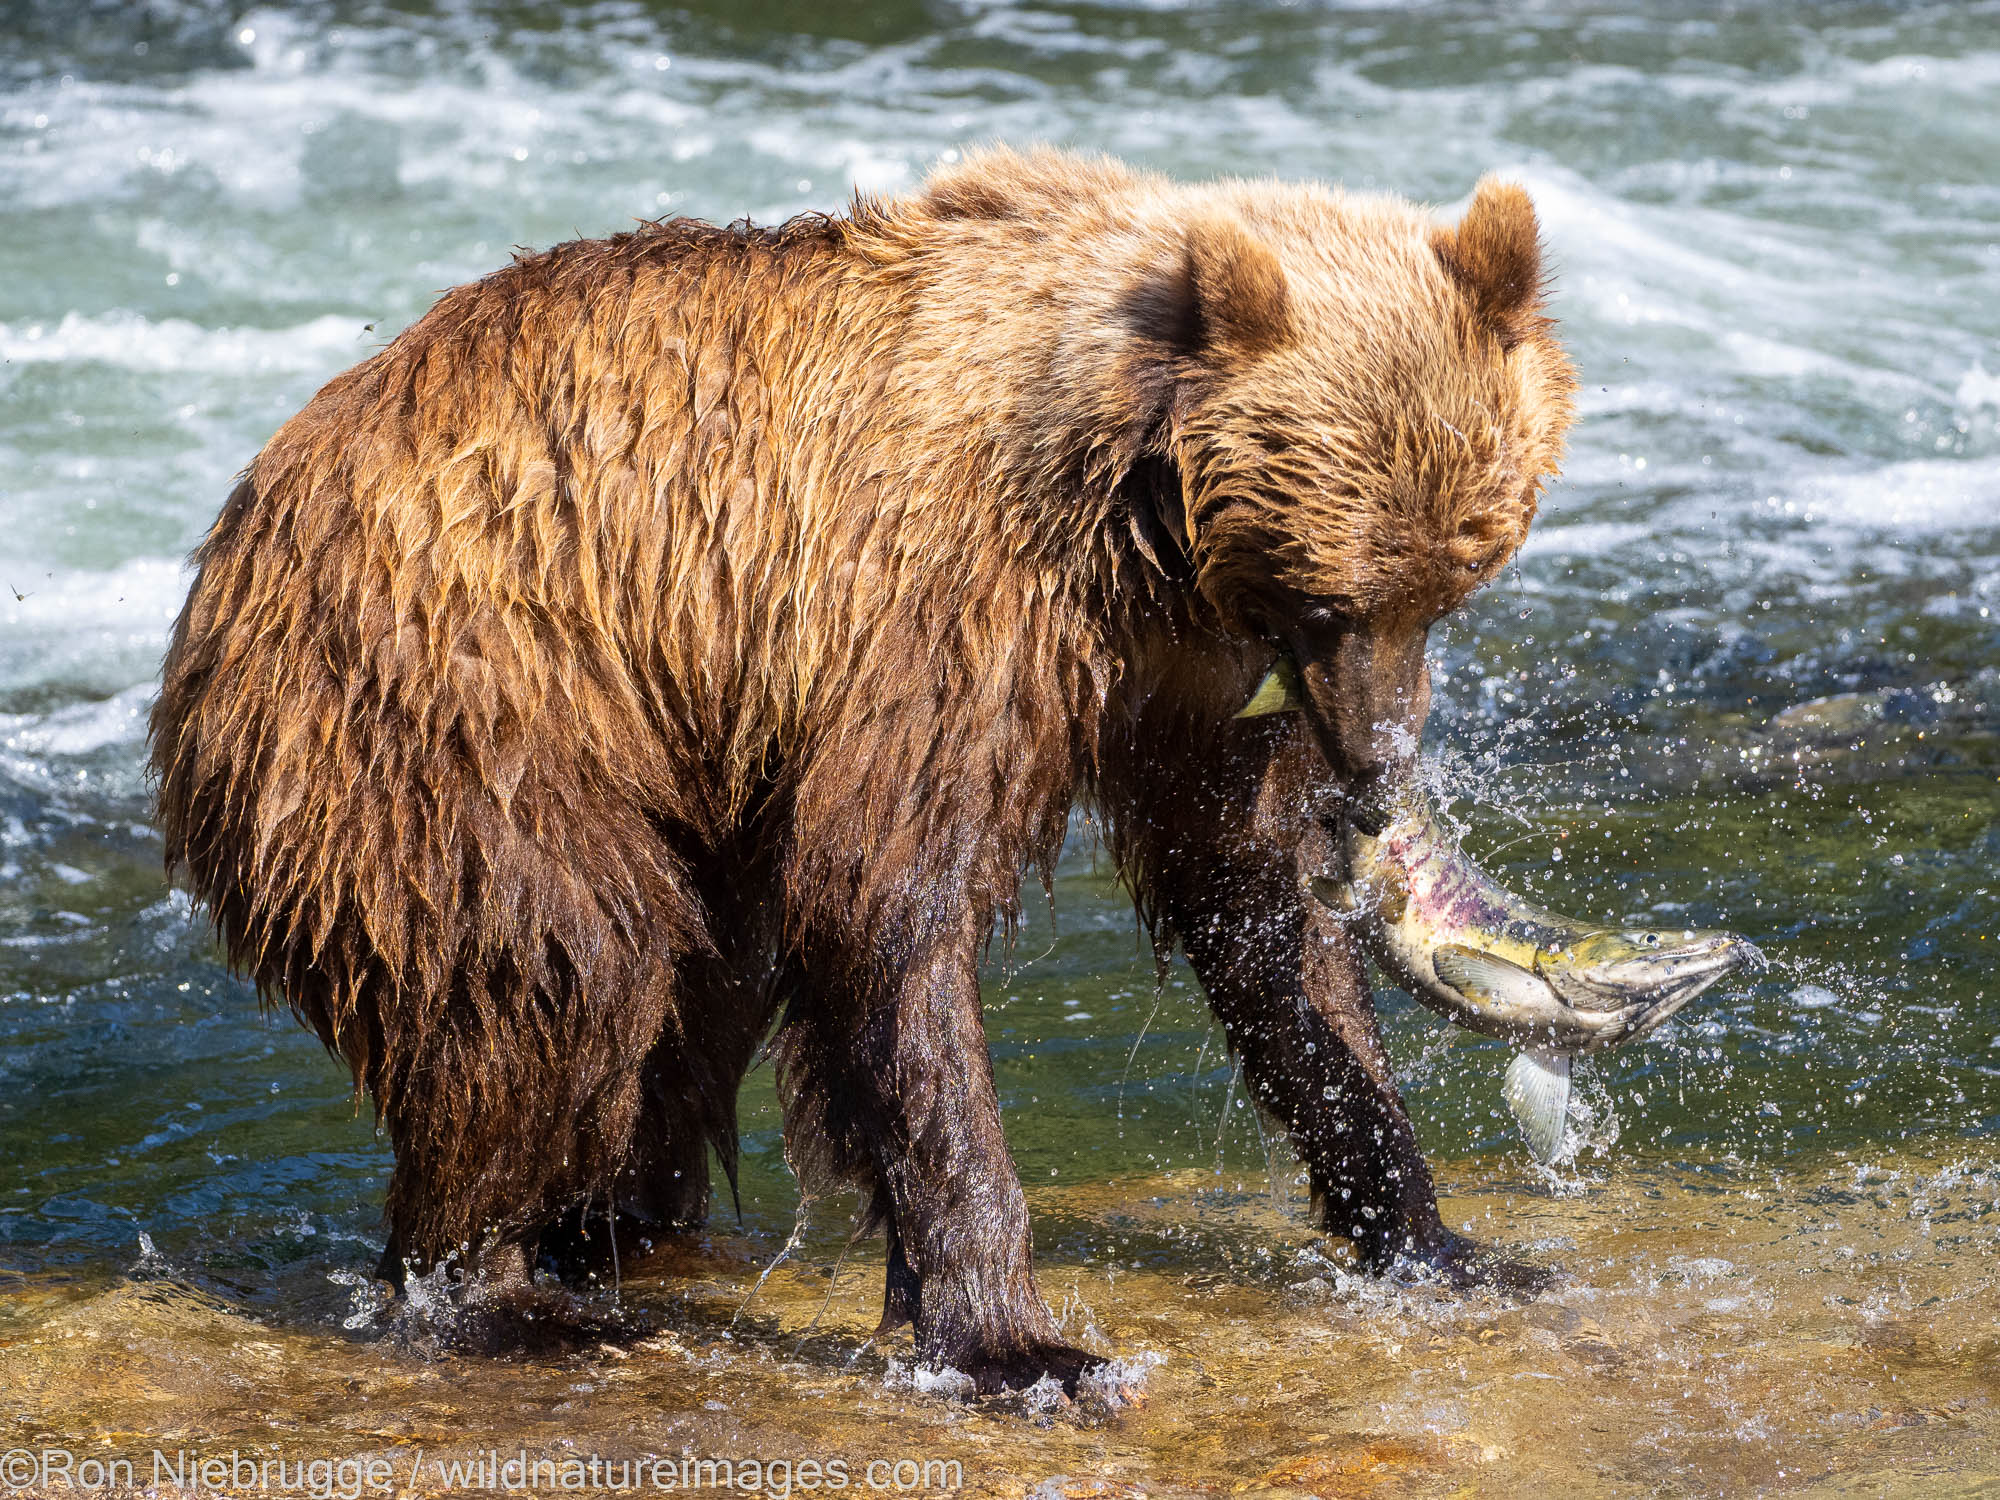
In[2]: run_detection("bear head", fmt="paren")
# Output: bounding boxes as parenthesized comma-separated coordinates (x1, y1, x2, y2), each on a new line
(1132, 176, 1577, 827)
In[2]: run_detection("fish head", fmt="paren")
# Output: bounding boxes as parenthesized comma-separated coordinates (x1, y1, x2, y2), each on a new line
(1539, 927, 1763, 1013)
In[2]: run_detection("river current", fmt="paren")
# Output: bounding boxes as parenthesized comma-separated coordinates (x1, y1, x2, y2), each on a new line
(3, 2, 1998, 1495)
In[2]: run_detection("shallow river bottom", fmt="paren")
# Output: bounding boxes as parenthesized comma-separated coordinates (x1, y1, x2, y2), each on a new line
(4, 1150, 1995, 1499)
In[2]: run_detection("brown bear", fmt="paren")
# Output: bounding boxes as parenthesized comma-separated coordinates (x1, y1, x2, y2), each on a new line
(150, 147, 1575, 1394)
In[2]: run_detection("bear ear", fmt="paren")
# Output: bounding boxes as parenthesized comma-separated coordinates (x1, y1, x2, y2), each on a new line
(1123, 215, 1291, 360)
(1432, 176, 1546, 349)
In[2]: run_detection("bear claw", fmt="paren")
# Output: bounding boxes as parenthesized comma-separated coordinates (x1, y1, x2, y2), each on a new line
(951, 1341, 1107, 1399)
(1392, 1228, 1552, 1297)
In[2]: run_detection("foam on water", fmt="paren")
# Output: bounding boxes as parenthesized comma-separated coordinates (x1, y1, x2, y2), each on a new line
(1958, 362, 2000, 414)
(1789, 455, 2000, 534)
(0, 558, 190, 700)
(0, 681, 154, 762)
(1517, 520, 1653, 560)
(0, 311, 370, 376)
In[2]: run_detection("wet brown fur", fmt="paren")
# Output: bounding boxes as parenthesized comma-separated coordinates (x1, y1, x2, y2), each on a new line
(150, 148, 1574, 1390)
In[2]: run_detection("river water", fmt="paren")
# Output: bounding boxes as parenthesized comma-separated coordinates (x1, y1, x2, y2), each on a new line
(3, 2, 1998, 1495)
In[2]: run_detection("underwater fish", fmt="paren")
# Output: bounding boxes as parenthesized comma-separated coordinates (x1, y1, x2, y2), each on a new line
(1240, 658, 1758, 1161)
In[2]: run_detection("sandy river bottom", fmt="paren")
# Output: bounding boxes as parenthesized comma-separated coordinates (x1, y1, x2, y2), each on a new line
(3, 1150, 1995, 1499)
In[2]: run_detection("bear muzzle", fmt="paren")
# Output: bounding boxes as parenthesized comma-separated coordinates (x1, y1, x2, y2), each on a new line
(1287, 621, 1432, 837)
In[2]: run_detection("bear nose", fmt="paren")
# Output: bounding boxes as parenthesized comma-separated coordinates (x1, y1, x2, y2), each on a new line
(1320, 764, 1400, 848)
(1330, 763, 1398, 837)
(1344, 801, 1390, 838)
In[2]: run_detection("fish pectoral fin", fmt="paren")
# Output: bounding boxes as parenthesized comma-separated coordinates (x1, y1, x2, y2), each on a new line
(1307, 875, 1357, 914)
(1235, 656, 1305, 718)
(1432, 944, 1549, 1011)
(1503, 1047, 1573, 1164)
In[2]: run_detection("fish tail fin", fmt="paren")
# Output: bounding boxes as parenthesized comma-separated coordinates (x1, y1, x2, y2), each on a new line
(1503, 1047, 1573, 1164)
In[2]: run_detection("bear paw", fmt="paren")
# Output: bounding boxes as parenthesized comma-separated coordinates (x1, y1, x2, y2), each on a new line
(1393, 1228, 1552, 1297)
(949, 1340, 1108, 1399)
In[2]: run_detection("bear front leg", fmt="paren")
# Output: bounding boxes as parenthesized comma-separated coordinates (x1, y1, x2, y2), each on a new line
(1181, 856, 1546, 1291)
(784, 900, 1102, 1396)
(1113, 721, 1548, 1292)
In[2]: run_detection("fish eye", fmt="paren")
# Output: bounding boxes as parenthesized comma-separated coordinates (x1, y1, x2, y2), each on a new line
(1644, 933, 1660, 946)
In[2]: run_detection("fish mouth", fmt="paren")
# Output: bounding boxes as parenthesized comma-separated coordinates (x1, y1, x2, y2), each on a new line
(1563, 932, 1764, 1011)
